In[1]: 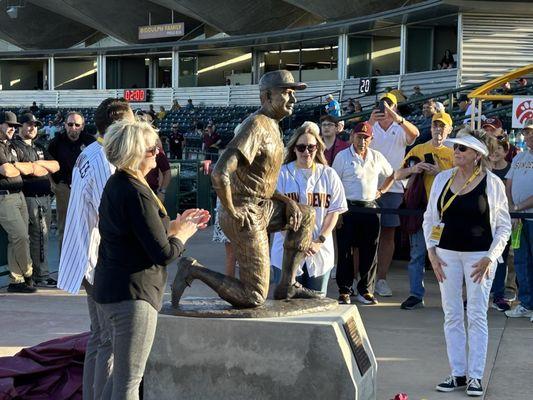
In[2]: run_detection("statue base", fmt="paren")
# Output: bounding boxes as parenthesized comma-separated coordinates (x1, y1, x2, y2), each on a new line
(160, 296, 339, 318)
(145, 302, 377, 400)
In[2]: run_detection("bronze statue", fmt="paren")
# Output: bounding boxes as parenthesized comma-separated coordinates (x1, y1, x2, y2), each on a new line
(172, 70, 324, 308)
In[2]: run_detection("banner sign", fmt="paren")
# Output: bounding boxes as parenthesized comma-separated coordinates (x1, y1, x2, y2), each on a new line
(138, 23, 184, 40)
(512, 96, 533, 128)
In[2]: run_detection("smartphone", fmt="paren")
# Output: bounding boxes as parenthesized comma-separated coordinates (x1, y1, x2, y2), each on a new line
(424, 153, 435, 165)
(378, 100, 386, 114)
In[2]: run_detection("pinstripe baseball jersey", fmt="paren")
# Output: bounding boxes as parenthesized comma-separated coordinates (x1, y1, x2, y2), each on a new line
(270, 162, 347, 277)
(57, 141, 115, 294)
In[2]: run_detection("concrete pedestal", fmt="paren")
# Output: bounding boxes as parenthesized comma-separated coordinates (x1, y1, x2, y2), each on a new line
(144, 305, 377, 400)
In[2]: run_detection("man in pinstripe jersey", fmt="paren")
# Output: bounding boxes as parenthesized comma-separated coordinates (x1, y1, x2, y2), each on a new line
(57, 98, 134, 400)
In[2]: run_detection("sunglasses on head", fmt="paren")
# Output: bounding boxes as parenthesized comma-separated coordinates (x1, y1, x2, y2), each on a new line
(67, 122, 82, 127)
(146, 146, 159, 156)
(295, 144, 317, 153)
(453, 144, 469, 152)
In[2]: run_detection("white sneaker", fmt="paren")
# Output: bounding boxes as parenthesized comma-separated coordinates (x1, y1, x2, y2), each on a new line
(505, 304, 533, 318)
(375, 279, 392, 297)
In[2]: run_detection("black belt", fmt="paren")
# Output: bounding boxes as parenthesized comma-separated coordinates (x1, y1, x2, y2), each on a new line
(347, 199, 377, 208)
(0, 189, 21, 195)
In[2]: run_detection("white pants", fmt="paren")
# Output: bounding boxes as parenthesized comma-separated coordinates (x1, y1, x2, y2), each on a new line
(436, 248, 496, 380)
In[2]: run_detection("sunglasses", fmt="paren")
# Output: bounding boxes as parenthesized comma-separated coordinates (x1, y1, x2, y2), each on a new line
(295, 144, 317, 153)
(67, 123, 82, 128)
(146, 146, 159, 156)
(453, 144, 469, 152)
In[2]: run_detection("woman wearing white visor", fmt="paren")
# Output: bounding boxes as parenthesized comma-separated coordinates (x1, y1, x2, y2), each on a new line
(423, 128, 511, 396)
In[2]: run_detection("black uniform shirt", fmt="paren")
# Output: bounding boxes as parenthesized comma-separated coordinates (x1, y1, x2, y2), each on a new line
(47, 132, 95, 185)
(0, 140, 23, 192)
(12, 138, 53, 197)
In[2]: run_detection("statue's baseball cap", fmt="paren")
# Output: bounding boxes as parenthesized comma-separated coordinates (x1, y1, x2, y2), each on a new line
(259, 70, 307, 91)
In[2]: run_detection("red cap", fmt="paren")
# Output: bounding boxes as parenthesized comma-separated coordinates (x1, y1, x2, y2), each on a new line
(482, 117, 502, 130)
(351, 121, 373, 137)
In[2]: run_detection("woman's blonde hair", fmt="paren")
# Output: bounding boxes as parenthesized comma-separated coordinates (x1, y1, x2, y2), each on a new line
(103, 120, 159, 170)
(455, 126, 491, 171)
(284, 121, 328, 165)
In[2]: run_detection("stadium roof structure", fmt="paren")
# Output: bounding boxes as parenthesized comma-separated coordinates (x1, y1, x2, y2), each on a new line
(0, 0, 531, 52)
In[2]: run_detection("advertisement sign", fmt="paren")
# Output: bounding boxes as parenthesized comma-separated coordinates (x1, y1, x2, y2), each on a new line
(138, 23, 184, 40)
(512, 96, 533, 128)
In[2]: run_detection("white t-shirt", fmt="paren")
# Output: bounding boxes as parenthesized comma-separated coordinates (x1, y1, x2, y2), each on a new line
(506, 150, 533, 221)
(270, 162, 347, 277)
(57, 141, 115, 294)
(332, 146, 393, 201)
(370, 121, 412, 193)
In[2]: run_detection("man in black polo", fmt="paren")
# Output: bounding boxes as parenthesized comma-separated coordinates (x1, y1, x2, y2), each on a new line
(13, 113, 60, 287)
(47, 112, 94, 253)
(0, 111, 43, 293)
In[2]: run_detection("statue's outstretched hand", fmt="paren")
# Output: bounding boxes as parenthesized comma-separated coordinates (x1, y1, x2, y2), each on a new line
(285, 199, 302, 231)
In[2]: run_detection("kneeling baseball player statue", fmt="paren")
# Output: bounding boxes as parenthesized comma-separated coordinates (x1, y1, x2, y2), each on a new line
(172, 70, 324, 308)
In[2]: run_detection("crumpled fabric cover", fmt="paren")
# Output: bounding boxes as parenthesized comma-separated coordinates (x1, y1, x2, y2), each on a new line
(0, 332, 89, 400)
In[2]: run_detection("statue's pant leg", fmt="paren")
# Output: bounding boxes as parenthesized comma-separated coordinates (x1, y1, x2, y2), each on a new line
(268, 202, 315, 288)
(195, 201, 272, 308)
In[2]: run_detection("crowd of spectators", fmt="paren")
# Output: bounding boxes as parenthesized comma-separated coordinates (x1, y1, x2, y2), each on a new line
(1, 72, 531, 398)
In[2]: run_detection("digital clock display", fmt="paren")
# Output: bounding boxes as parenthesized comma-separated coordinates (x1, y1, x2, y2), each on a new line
(123, 89, 147, 102)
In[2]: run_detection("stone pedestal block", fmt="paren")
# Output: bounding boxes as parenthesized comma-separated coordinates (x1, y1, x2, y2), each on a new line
(144, 305, 377, 400)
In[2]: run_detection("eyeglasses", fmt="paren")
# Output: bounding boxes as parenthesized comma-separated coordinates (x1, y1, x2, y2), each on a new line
(146, 146, 159, 156)
(295, 144, 317, 153)
(67, 123, 82, 128)
(453, 144, 469, 152)
(321, 122, 336, 127)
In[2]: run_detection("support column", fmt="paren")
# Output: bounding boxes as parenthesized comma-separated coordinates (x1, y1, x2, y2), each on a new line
(456, 12, 463, 86)
(171, 49, 179, 88)
(97, 54, 106, 89)
(47, 56, 55, 90)
(149, 58, 159, 88)
(399, 24, 407, 77)
(337, 34, 348, 81)
(251, 49, 264, 84)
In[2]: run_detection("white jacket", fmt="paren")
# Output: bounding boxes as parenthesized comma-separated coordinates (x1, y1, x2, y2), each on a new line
(423, 167, 511, 263)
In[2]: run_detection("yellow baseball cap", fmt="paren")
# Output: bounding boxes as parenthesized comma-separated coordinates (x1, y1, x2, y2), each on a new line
(432, 112, 453, 127)
(380, 92, 397, 105)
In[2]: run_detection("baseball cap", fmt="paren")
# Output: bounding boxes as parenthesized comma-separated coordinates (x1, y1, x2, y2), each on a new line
(457, 94, 469, 103)
(380, 92, 397, 105)
(0, 111, 21, 127)
(432, 112, 453, 127)
(481, 117, 502, 130)
(258, 70, 307, 91)
(351, 121, 373, 137)
(523, 118, 533, 130)
(19, 113, 42, 126)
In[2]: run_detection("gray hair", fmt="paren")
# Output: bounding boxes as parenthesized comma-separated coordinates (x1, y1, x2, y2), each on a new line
(103, 120, 159, 170)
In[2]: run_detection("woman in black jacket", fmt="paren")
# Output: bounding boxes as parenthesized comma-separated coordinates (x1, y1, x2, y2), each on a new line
(93, 120, 209, 400)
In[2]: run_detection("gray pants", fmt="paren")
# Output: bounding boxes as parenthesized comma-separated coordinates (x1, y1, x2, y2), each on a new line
(99, 300, 158, 400)
(0, 192, 32, 283)
(84, 293, 113, 400)
(26, 196, 51, 280)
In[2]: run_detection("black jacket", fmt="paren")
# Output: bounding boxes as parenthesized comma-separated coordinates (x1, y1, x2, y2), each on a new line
(93, 170, 184, 310)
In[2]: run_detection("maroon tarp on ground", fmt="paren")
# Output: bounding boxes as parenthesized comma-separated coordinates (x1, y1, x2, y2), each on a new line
(0, 332, 89, 400)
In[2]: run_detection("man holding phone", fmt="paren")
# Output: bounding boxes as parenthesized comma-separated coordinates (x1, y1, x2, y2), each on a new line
(395, 112, 454, 309)
(368, 92, 420, 297)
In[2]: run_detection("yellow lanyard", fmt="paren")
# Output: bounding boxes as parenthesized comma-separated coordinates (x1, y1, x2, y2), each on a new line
(96, 136, 104, 144)
(439, 167, 480, 220)
(123, 168, 168, 216)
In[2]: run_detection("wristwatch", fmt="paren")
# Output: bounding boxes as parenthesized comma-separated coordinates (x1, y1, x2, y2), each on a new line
(318, 235, 326, 243)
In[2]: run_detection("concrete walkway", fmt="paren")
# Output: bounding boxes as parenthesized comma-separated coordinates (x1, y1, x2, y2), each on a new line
(1, 228, 531, 400)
